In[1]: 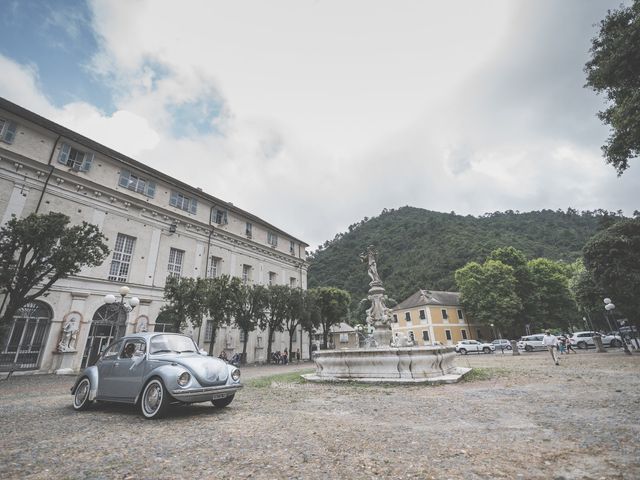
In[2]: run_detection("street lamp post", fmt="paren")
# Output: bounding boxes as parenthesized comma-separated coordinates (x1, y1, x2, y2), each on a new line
(104, 286, 140, 327)
(604, 298, 631, 355)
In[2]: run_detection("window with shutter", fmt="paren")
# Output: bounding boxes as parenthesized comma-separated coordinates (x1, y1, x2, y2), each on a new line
(0, 119, 17, 144)
(170, 191, 196, 213)
(57, 142, 93, 171)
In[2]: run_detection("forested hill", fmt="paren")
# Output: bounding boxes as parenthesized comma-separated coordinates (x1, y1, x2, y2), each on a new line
(307, 207, 617, 307)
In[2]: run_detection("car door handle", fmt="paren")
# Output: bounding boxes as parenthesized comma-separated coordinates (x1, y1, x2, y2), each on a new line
(114, 362, 120, 367)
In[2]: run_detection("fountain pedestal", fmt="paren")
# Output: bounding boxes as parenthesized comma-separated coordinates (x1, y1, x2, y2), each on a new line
(303, 345, 470, 384)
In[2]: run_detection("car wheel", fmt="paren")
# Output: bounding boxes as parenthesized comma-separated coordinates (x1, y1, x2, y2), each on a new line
(609, 339, 620, 348)
(525, 345, 533, 352)
(72, 377, 93, 411)
(577, 341, 587, 349)
(141, 378, 171, 419)
(483, 347, 491, 354)
(459, 348, 467, 355)
(506, 345, 512, 350)
(212, 394, 235, 408)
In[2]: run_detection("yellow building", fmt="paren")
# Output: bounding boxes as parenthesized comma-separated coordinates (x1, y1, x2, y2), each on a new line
(391, 289, 491, 346)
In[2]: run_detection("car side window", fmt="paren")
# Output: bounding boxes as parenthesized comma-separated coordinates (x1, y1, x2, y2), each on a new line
(120, 339, 146, 359)
(102, 341, 123, 360)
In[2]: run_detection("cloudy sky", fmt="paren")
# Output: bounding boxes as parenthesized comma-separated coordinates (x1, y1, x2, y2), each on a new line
(1, 0, 637, 249)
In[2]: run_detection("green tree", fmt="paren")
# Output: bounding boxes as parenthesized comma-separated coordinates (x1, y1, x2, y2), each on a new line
(0, 213, 109, 339)
(454, 260, 522, 336)
(231, 283, 268, 364)
(526, 258, 576, 331)
(261, 285, 290, 363)
(311, 287, 351, 348)
(583, 219, 640, 324)
(162, 276, 210, 333)
(300, 289, 321, 360)
(284, 287, 306, 358)
(585, 1, 640, 174)
(487, 246, 532, 328)
(568, 259, 605, 329)
(204, 275, 240, 355)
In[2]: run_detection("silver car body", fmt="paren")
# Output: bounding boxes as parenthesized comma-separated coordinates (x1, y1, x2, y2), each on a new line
(71, 333, 242, 406)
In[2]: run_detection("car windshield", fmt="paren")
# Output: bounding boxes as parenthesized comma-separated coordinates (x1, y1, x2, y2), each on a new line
(149, 335, 198, 355)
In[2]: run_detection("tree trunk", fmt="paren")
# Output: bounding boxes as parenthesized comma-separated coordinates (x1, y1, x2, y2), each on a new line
(241, 329, 249, 365)
(308, 331, 314, 361)
(289, 328, 295, 361)
(266, 325, 274, 363)
(207, 328, 218, 356)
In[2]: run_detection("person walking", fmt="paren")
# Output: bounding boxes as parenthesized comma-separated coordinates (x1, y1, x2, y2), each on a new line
(566, 338, 577, 354)
(542, 330, 560, 365)
(558, 336, 567, 355)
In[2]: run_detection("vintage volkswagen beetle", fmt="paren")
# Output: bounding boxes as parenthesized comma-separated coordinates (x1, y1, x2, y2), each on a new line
(71, 333, 242, 419)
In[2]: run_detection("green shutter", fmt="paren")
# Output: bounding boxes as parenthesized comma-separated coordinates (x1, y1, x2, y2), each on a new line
(2, 121, 17, 143)
(58, 143, 70, 165)
(81, 152, 94, 171)
(146, 181, 156, 198)
(119, 170, 130, 187)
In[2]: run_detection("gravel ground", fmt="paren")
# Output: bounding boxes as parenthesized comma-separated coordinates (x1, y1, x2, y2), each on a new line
(1, 350, 639, 480)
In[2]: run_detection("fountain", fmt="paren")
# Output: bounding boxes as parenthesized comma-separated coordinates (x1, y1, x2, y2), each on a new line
(303, 246, 471, 384)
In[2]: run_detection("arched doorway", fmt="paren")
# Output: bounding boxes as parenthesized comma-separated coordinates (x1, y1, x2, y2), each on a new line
(81, 304, 128, 368)
(0, 301, 52, 372)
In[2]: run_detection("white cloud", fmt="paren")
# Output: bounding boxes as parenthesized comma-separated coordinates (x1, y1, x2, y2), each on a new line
(2, 1, 640, 249)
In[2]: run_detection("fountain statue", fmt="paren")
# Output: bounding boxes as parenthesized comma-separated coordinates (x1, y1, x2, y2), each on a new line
(303, 245, 471, 384)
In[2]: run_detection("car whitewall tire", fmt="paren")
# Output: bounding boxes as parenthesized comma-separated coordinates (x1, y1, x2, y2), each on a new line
(73, 377, 92, 411)
(141, 378, 170, 419)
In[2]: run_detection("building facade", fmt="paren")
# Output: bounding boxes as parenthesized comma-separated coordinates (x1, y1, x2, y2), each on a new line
(391, 289, 491, 345)
(0, 97, 309, 374)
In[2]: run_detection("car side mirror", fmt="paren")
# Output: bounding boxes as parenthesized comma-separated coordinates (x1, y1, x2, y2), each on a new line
(199, 349, 208, 356)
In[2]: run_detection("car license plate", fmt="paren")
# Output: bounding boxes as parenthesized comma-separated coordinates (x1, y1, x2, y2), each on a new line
(211, 393, 228, 400)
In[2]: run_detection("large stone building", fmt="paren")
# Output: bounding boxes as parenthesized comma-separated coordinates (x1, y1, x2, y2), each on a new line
(391, 289, 491, 345)
(0, 97, 309, 374)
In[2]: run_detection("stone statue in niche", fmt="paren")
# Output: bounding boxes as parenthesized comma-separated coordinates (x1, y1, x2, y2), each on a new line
(135, 315, 149, 333)
(57, 312, 81, 352)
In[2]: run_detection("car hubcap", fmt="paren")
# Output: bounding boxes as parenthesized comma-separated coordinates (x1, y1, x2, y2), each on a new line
(75, 380, 89, 407)
(145, 383, 161, 414)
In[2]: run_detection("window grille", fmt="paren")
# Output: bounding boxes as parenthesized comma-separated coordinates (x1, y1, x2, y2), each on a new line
(167, 248, 185, 278)
(108, 233, 136, 282)
(207, 256, 221, 278)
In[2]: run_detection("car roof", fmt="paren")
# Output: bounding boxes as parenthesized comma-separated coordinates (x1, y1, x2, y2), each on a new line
(120, 332, 192, 340)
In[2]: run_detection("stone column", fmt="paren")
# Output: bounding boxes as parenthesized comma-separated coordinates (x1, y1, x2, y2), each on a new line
(510, 340, 520, 355)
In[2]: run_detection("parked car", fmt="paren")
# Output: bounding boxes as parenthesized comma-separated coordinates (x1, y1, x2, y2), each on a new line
(570, 331, 622, 349)
(454, 340, 495, 354)
(71, 333, 243, 419)
(491, 339, 512, 350)
(517, 334, 546, 352)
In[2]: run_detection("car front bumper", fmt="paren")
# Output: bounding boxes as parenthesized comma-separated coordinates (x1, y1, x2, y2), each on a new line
(170, 383, 243, 403)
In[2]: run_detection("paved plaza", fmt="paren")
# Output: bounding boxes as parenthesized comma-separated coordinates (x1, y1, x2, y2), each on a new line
(1, 351, 639, 479)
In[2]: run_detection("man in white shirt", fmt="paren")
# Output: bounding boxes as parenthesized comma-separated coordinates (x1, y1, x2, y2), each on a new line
(542, 330, 559, 365)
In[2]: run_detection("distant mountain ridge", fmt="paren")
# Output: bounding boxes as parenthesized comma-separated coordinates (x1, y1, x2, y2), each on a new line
(307, 207, 618, 310)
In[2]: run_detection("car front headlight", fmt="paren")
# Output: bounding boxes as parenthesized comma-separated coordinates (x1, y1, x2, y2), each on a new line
(177, 372, 191, 387)
(231, 368, 241, 382)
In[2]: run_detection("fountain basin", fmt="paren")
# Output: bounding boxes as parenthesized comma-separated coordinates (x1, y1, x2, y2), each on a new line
(302, 346, 471, 384)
